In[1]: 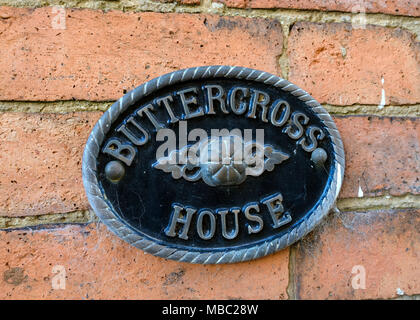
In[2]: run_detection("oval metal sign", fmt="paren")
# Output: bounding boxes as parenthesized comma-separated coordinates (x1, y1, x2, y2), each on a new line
(82, 66, 344, 264)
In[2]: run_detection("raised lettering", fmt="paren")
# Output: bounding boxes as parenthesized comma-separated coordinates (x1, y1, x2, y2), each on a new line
(165, 204, 196, 240)
(155, 95, 179, 124)
(218, 208, 240, 240)
(102, 138, 136, 166)
(177, 87, 204, 119)
(243, 202, 264, 234)
(204, 84, 228, 114)
(261, 193, 292, 229)
(299, 125, 325, 152)
(117, 116, 149, 146)
(228, 87, 249, 115)
(137, 104, 165, 130)
(247, 89, 270, 122)
(270, 99, 290, 127)
(196, 209, 216, 240)
(284, 112, 309, 140)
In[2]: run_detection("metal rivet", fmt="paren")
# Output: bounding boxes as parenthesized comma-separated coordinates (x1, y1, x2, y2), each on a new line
(311, 148, 327, 165)
(105, 160, 125, 183)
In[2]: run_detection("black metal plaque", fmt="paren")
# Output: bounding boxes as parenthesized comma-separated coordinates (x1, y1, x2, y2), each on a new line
(82, 66, 344, 264)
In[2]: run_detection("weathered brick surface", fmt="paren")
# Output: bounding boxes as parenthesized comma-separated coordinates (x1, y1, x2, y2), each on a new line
(288, 22, 420, 105)
(0, 223, 289, 299)
(216, 0, 420, 17)
(153, 0, 201, 3)
(0, 113, 418, 217)
(293, 209, 420, 299)
(0, 6, 283, 101)
(159, 0, 200, 3)
(0, 112, 101, 217)
(336, 116, 420, 198)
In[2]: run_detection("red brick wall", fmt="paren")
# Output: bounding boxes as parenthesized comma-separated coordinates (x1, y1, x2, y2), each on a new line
(0, 1, 419, 300)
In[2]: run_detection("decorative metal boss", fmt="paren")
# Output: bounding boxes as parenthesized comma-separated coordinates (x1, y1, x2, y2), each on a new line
(82, 66, 345, 264)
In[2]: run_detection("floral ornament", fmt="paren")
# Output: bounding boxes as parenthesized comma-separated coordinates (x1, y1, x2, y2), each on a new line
(153, 135, 289, 187)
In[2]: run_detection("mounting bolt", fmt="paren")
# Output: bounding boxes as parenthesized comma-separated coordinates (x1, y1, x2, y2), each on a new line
(311, 148, 327, 166)
(105, 160, 125, 183)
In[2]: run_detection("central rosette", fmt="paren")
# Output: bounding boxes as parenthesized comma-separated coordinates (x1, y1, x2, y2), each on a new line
(153, 133, 290, 187)
(199, 135, 247, 187)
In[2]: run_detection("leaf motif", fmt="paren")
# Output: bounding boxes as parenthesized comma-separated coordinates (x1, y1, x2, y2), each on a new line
(153, 148, 201, 180)
(153, 150, 183, 179)
(264, 146, 290, 172)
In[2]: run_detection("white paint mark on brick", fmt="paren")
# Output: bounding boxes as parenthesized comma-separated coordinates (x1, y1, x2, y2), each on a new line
(340, 46, 347, 58)
(378, 77, 386, 110)
(351, 265, 366, 290)
(396, 288, 405, 296)
(211, 2, 224, 9)
(358, 185, 364, 198)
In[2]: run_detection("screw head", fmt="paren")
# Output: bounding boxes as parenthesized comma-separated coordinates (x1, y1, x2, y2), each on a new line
(311, 148, 328, 165)
(105, 160, 125, 183)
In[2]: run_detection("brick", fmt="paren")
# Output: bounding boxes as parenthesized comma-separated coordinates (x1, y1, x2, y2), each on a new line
(0, 6, 283, 101)
(181, 0, 201, 3)
(293, 208, 420, 299)
(179, 0, 201, 3)
(175, 0, 201, 3)
(0, 112, 101, 217)
(1, 113, 417, 217)
(288, 22, 420, 105)
(154, 0, 200, 3)
(216, 0, 420, 17)
(336, 116, 420, 198)
(0, 223, 289, 299)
